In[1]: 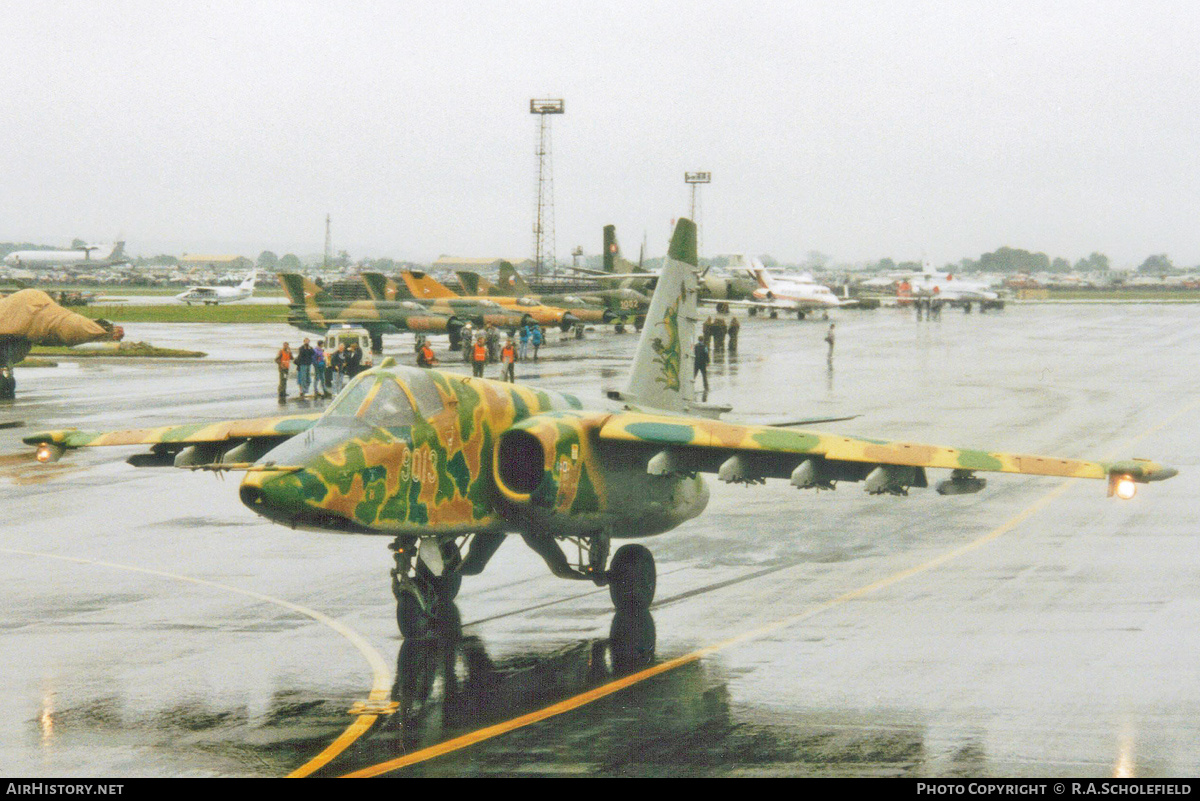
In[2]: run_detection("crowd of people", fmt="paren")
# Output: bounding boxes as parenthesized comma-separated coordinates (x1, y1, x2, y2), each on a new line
(274, 315, 768, 403)
(274, 337, 366, 401)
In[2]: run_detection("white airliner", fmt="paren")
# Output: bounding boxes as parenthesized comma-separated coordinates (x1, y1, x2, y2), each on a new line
(704, 256, 852, 319)
(3, 241, 128, 269)
(175, 271, 257, 305)
(898, 266, 999, 305)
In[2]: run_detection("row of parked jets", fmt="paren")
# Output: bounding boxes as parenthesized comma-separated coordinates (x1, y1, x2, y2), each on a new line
(2, 232, 1001, 313)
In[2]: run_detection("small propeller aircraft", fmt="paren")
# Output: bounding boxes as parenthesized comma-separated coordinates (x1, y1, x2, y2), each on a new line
(24, 219, 1176, 638)
(175, 270, 257, 305)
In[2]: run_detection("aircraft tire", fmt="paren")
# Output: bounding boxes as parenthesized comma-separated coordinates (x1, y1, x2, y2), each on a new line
(608, 544, 656, 613)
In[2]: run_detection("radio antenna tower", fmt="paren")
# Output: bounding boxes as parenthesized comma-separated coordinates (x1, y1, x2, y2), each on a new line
(530, 98, 564, 279)
(323, 213, 332, 271)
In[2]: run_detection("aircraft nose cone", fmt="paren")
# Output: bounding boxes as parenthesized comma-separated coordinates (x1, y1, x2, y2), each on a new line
(1150, 466, 1179, 482)
(239, 468, 306, 521)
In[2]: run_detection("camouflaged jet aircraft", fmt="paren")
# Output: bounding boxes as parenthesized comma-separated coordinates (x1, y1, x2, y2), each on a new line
(26, 219, 1176, 639)
(398, 269, 582, 331)
(359, 272, 530, 332)
(278, 273, 465, 351)
(456, 263, 648, 325)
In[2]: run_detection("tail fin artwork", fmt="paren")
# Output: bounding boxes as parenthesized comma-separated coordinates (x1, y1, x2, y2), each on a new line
(617, 218, 698, 414)
(402, 270, 458, 301)
(497, 261, 532, 296)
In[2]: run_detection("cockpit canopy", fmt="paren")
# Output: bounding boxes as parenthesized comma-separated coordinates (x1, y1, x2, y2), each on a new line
(516, 297, 539, 307)
(400, 301, 427, 311)
(317, 367, 445, 430)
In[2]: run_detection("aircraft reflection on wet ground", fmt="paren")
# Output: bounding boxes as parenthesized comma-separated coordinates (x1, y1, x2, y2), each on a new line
(328, 607, 942, 778)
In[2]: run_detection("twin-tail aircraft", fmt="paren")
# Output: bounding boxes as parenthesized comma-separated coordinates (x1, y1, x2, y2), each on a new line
(26, 219, 1176, 638)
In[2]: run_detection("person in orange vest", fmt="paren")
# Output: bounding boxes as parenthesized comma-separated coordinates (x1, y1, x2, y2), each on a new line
(274, 342, 292, 400)
(416, 336, 437, 368)
(500, 336, 517, 382)
(471, 335, 487, 377)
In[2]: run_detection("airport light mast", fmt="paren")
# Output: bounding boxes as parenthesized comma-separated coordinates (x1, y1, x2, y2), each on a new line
(685, 171, 710, 254)
(531, 98, 564, 280)
(324, 213, 332, 272)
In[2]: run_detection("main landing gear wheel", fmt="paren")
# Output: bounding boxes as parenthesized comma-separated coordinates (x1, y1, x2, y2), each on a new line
(607, 544, 656, 613)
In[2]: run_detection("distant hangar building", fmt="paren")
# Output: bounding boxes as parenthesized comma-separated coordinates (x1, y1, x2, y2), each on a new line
(432, 256, 535, 275)
(178, 254, 253, 271)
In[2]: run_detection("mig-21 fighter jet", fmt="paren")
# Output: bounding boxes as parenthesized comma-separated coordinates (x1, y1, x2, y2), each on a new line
(25, 220, 1176, 638)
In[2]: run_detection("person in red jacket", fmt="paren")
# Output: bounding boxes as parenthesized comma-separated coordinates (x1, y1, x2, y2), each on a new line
(500, 336, 516, 382)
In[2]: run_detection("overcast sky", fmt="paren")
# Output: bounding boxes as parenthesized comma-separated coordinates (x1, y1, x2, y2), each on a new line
(2, 1, 1198, 268)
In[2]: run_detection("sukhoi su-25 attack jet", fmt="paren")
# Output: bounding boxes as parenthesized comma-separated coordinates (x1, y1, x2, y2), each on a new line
(24, 219, 1177, 638)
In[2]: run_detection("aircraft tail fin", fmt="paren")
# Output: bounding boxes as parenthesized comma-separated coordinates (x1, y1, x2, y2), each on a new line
(617, 218, 698, 413)
(498, 261, 532, 295)
(239, 270, 257, 290)
(456, 271, 481, 296)
(403, 270, 457, 301)
(748, 265, 771, 289)
(603, 225, 620, 273)
(362, 272, 411, 301)
(278, 273, 325, 306)
(603, 224, 645, 276)
(108, 241, 126, 262)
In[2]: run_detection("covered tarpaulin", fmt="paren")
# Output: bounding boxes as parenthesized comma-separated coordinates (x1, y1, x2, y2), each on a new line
(0, 289, 116, 346)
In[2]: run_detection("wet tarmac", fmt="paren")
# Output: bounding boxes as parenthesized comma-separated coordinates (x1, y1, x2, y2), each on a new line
(1, 304, 1197, 777)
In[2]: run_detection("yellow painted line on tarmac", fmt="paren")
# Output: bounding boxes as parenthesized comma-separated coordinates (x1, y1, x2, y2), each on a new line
(0, 547, 391, 779)
(343, 401, 1195, 778)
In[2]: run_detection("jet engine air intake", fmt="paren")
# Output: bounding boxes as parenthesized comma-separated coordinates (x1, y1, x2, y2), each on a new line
(495, 429, 545, 497)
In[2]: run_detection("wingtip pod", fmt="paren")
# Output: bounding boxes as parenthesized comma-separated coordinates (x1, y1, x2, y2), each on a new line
(1104, 459, 1178, 499)
(668, 218, 698, 267)
(1106, 459, 1178, 483)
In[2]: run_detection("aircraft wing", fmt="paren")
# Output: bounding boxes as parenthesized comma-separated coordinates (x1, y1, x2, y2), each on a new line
(23, 413, 322, 468)
(597, 411, 1176, 496)
(701, 297, 857, 311)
